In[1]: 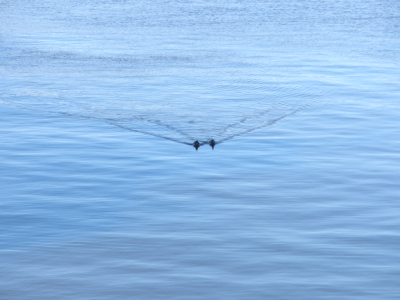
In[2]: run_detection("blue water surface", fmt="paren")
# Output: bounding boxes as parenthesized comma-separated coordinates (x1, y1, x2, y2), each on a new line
(1, 0, 400, 299)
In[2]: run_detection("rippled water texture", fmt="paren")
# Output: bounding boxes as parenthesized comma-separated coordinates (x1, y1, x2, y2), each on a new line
(1, 0, 400, 299)
(1, 0, 399, 145)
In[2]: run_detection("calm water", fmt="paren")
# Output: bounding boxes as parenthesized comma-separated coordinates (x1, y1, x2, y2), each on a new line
(1, 0, 400, 299)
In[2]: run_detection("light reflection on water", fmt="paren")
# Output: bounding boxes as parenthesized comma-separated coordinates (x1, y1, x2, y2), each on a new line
(1, 0, 400, 299)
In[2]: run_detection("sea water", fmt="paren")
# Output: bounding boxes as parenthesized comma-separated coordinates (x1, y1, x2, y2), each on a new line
(1, 0, 400, 299)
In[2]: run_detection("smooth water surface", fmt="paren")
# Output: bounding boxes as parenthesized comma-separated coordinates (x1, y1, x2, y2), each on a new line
(1, 0, 400, 299)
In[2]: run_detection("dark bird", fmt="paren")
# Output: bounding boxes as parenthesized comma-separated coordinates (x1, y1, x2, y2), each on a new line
(209, 139, 216, 150)
(193, 140, 200, 151)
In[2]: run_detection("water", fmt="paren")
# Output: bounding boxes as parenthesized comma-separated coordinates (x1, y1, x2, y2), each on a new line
(1, 0, 400, 299)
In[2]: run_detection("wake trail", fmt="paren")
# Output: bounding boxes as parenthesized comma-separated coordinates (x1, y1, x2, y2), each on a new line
(0, 93, 315, 147)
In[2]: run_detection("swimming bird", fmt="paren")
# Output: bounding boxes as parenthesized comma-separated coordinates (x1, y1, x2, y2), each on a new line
(193, 140, 200, 151)
(209, 139, 216, 150)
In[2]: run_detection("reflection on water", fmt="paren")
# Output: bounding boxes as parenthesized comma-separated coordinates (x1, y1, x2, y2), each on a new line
(1, 0, 400, 299)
